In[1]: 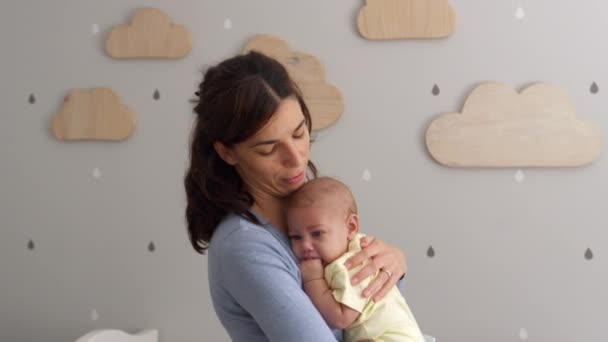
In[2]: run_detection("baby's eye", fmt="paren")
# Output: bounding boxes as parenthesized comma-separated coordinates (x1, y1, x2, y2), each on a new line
(289, 235, 301, 241)
(311, 231, 323, 238)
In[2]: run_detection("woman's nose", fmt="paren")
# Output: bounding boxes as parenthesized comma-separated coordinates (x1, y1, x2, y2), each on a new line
(282, 142, 304, 167)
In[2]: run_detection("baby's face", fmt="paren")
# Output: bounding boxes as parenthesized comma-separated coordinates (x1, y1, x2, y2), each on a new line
(287, 206, 353, 265)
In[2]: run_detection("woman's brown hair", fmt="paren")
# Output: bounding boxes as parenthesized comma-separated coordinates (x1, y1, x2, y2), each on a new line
(185, 51, 317, 254)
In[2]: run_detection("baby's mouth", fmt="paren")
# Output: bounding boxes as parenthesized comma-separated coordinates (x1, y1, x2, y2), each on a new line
(301, 255, 328, 266)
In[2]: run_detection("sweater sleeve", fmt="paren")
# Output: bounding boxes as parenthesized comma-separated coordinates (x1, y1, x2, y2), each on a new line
(220, 229, 338, 342)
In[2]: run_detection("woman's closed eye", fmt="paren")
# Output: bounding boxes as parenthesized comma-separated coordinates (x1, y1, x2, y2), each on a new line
(258, 145, 276, 156)
(293, 129, 305, 139)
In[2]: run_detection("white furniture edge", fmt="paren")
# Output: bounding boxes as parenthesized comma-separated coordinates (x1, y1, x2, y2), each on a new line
(75, 329, 158, 342)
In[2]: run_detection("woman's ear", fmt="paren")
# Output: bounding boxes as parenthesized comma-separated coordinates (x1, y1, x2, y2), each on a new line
(213, 141, 237, 166)
(346, 213, 360, 240)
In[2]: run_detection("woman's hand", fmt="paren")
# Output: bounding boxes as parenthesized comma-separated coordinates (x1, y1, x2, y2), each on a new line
(343, 236, 406, 301)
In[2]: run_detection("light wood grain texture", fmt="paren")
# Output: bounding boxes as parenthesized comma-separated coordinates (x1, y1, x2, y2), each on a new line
(105, 8, 191, 59)
(243, 35, 343, 130)
(52, 88, 136, 141)
(75, 329, 158, 342)
(357, 0, 456, 39)
(426, 82, 602, 167)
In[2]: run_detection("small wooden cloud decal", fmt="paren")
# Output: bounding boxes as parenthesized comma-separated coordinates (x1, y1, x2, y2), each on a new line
(357, 0, 456, 39)
(51, 88, 136, 141)
(243, 35, 343, 130)
(425, 82, 602, 167)
(105, 8, 192, 58)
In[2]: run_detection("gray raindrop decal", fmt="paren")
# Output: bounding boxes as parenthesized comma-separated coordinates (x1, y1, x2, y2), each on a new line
(432, 84, 440, 96)
(590, 82, 599, 94)
(585, 248, 593, 260)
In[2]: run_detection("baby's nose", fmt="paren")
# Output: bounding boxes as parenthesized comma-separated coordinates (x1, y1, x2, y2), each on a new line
(302, 240, 314, 251)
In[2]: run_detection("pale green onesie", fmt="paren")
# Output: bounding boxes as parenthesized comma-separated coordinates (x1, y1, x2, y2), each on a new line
(324, 234, 425, 342)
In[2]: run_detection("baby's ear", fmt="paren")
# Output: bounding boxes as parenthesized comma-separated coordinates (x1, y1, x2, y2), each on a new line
(346, 213, 359, 240)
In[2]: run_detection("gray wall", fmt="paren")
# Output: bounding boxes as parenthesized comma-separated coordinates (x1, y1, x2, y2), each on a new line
(1, 1, 606, 341)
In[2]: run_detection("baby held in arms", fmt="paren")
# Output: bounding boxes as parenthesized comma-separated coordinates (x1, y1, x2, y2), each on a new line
(287, 177, 424, 342)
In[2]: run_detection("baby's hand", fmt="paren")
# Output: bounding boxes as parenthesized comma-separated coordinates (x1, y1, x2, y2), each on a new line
(299, 258, 324, 283)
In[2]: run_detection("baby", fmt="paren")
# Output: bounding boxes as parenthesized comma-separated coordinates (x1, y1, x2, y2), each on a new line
(287, 177, 424, 342)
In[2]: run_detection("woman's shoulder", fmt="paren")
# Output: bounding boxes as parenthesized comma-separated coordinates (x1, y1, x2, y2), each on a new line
(209, 212, 289, 256)
(212, 213, 265, 242)
(208, 212, 298, 278)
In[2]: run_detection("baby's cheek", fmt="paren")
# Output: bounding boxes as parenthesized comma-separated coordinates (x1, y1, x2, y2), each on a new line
(292, 246, 302, 258)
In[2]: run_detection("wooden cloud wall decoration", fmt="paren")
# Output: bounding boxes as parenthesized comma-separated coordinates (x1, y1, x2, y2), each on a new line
(243, 35, 344, 130)
(51, 88, 136, 141)
(425, 82, 602, 167)
(105, 8, 192, 59)
(357, 0, 456, 39)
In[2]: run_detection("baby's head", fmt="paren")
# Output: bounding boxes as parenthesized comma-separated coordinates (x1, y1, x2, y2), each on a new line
(286, 177, 359, 265)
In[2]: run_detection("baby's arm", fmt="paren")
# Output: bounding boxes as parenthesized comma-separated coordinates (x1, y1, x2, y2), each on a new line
(300, 259, 360, 329)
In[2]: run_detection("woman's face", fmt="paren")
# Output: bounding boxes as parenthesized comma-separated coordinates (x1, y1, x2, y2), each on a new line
(217, 97, 310, 200)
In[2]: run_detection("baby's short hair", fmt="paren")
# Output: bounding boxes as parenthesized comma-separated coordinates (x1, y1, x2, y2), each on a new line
(288, 177, 357, 215)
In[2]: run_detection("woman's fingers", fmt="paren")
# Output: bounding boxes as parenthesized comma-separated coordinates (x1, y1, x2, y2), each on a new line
(358, 235, 375, 248)
(359, 253, 397, 296)
(371, 271, 396, 301)
(349, 240, 389, 284)
(343, 240, 377, 270)
(369, 246, 407, 301)
(350, 253, 384, 285)
(344, 238, 408, 300)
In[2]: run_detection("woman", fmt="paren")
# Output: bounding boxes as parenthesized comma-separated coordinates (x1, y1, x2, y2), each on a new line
(184, 51, 406, 341)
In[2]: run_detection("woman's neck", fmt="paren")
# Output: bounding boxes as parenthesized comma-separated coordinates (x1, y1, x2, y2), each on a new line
(251, 195, 288, 234)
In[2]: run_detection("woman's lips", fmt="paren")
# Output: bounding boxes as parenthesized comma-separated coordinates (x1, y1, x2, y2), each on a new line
(285, 171, 304, 184)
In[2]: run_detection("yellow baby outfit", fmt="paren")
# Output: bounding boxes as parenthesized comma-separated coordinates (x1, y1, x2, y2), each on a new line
(324, 234, 425, 342)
